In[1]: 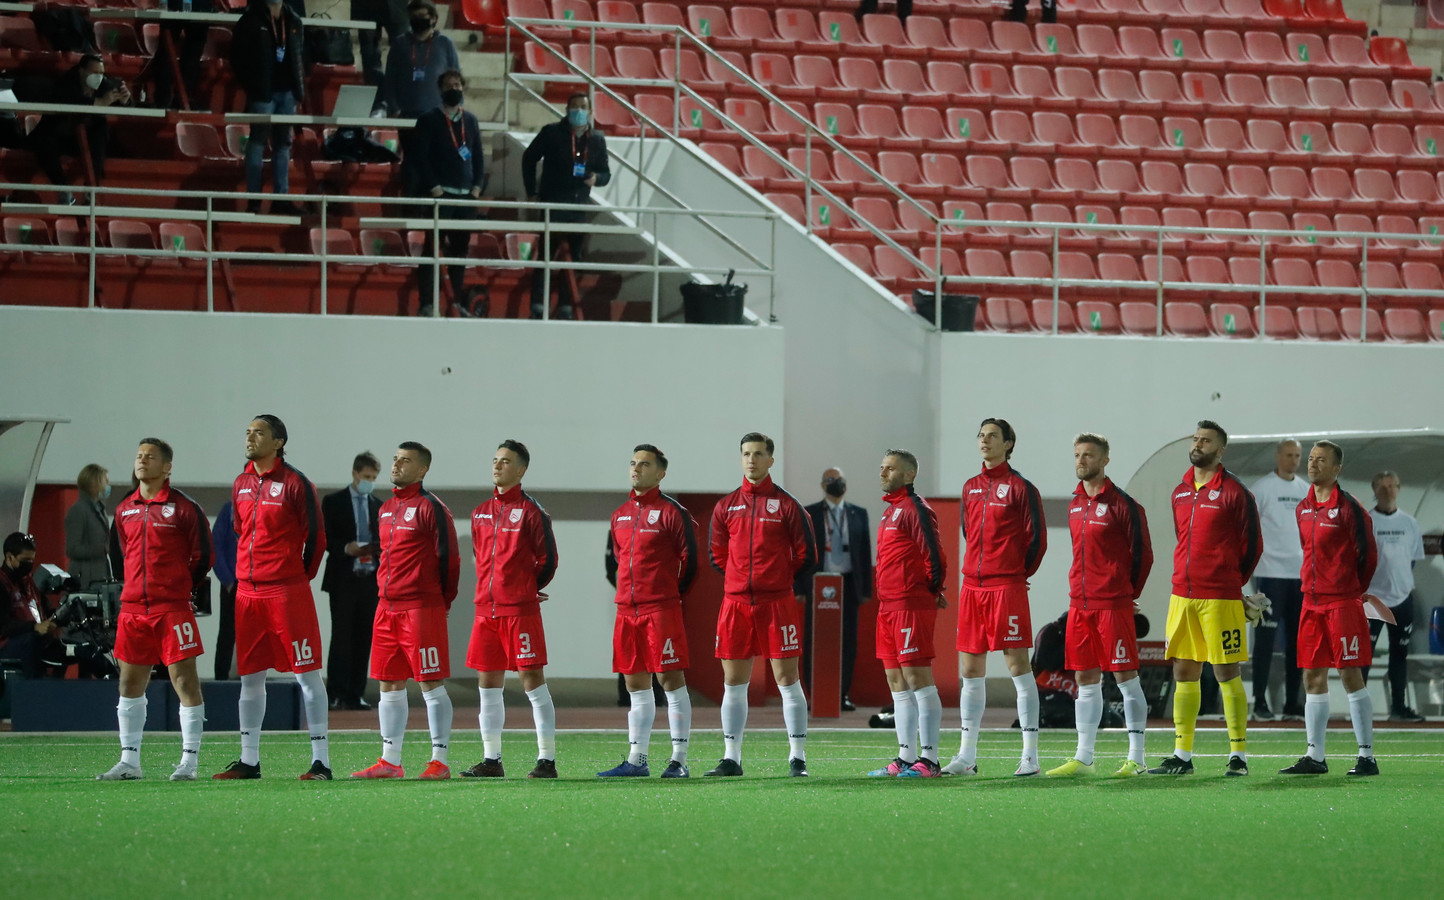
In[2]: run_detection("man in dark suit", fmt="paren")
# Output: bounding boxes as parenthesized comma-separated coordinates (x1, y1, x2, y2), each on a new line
(797, 467, 872, 711)
(321, 452, 382, 710)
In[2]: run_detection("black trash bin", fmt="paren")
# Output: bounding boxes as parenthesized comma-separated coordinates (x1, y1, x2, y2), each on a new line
(682, 270, 747, 325)
(911, 290, 979, 332)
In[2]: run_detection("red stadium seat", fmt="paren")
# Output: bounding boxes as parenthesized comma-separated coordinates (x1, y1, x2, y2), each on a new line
(1296, 306, 1341, 340)
(950, 18, 1010, 62)
(1431, 311, 1444, 342)
(841, 60, 894, 103)
(176, 122, 233, 160)
(1383, 308, 1427, 342)
(1254, 304, 1298, 338)
(774, 8, 831, 54)
(1078, 301, 1124, 334)
(1164, 302, 1210, 336)
(1031, 298, 1076, 332)
(884, 60, 945, 103)
(985, 297, 1032, 332)
(1339, 307, 1385, 342)
(818, 12, 880, 58)
(863, 13, 924, 59)
(1210, 302, 1255, 337)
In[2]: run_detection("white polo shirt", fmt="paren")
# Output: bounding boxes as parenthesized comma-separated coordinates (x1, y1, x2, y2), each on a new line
(1367, 508, 1425, 608)
(1250, 471, 1311, 580)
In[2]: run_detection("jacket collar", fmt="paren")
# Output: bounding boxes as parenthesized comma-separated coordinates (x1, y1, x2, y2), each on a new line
(630, 487, 662, 504)
(245, 458, 283, 478)
(1072, 478, 1114, 501)
(740, 475, 774, 496)
(494, 483, 524, 502)
(130, 480, 173, 505)
(883, 484, 917, 505)
(1303, 483, 1339, 509)
(1181, 466, 1226, 491)
(393, 481, 423, 501)
(980, 460, 1013, 479)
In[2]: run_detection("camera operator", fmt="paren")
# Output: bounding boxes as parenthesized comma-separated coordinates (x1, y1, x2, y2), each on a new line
(0, 532, 61, 678)
(98, 438, 213, 781)
(26, 54, 132, 205)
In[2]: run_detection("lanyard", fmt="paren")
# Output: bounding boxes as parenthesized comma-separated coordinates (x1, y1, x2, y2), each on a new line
(410, 36, 434, 70)
(445, 113, 467, 150)
(269, 12, 285, 50)
(570, 128, 588, 163)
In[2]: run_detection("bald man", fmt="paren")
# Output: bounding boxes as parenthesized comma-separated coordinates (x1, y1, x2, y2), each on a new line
(798, 467, 873, 710)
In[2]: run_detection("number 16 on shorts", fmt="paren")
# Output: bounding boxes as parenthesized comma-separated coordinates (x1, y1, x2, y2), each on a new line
(292, 638, 313, 667)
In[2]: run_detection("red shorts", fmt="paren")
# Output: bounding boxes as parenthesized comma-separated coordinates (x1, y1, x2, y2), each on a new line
(956, 583, 1032, 654)
(114, 606, 204, 667)
(614, 605, 689, 674)
(1298, 601, 1373, 670)
(235, 584, 323, 676)
(1065, 605, 1139, 672)
(466, 613, 547, 671)
(876, 607, 938, 669)
(714, 597, 804, 660)
(371, 604, 451, 682)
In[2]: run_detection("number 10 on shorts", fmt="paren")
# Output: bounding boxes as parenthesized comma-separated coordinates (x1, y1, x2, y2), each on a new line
(419, 646, 440, 673)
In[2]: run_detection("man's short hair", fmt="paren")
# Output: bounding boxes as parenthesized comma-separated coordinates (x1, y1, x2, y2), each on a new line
(885, 449, 919, 476)
(979, 417, 1016, 459)
(1277, 437, 1301, 450)
(1074, 432, 1110, 456)
(1196, 419, 1228, 445)
(353, 451, 381, 473)
(408, 0, 438, 16)
(634, 443, 668, 471)
(79, 53, 103, 70)
(253, 414, 288, 455)
(437, 67, 465, 90)
(397, 441, 432, 468)
(740, 432, 774, 456)
(567, 92, 590, 107)
(1313, 440, 1344, 465)
(3, 532, 35, 557)
(1372, 470, 1398, 490)
(139, 437, 174, 464)
(498, 439, 530, 468)
(77, 463, 108, 496)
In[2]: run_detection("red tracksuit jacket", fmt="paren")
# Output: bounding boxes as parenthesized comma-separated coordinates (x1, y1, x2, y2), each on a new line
(378, 481, 460, 610)
(960, 461, 1046, 588)
(1296, 485, 1377, 603)
(606, 488, 698, 613)
(232, 459, 324, 592)
(709, 475, 816, 605)
(874, 485, 947, 612)
(1067, 478, 1153, 608)
(108, 482, 213, 613)
(471, 484, 558, 617)
(1170, 466, 1262, 600)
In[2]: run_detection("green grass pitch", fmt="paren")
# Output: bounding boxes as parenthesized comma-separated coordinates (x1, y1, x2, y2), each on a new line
(3, 728, 1440, 899)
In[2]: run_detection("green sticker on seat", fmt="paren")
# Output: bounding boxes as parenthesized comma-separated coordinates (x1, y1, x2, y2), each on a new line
(1046, 35, 1058, 53)
(1297, 43, 1309, 61)
(239, 134, 249, 151)
(1224, 313, 1236, 333)
(1430, 224, 1440, 244)
(1172, 128, 1184, 147)
(172, 235, 185, 251)
(1172, 38, 1184, 57)
(519, 242, 532, 260)
(1085, 211, 1097, 224)
(18, 224, 31, 243)
(1428, 138, 1438, 155)
(372, 238, 384, 254)
(1300, 133, 1312, 151)
(818, 204, 830, 225)
(826, 115, 838, 134)
(563, 8, 574, 18)
(958, 117, 970, 138)
(699, 18, 710, 36)
(106, 30, 118, 49)
(385, 139, 398, 152)
(953, 207, 966, 220)
(1305, 224, 1316, 244)
(1089, 310, 1102, 330)
(830, 22, 841, 40)
(690, 108, 702, 127)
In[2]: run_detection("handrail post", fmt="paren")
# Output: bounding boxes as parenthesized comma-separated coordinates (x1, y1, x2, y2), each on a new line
(432, 196, 442, 317)
(542, 205, 552, 321)
(320, 195, 328, 315)
(1257, 235, 1267, 337)
(205, 195, 214, 313)
(803, 130, 812, 236)
(1360, 236, 1370, 342)
(1050, 227, 1060, 335)
(769, 211, 777, 323)
(650, 208, 660, 324)
(504, 22, 511, 132)
(87, 188, 97, 308)
(1154, 223, 1163, 336)
(933, 219, 943, 317)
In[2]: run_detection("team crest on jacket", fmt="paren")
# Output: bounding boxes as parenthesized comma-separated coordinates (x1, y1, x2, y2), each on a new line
(647, 509, 661, 525)
(404, 507, 416, 522)
(162, 504, 175, 518)
(1208, 490, 1220, 500)
(892, 508, 902, 521)
(766, 499, 780, 514)
(509, 508, 524, 523)
(270, 482, 283, 497)
(1094, 504, 1107, 516)
(996, 484, 1010, 500)
(1328, 508, 1339, 519)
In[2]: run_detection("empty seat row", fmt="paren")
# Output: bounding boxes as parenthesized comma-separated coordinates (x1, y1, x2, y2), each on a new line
(174, 122, 400, 162)
(2, 216, 211, 264)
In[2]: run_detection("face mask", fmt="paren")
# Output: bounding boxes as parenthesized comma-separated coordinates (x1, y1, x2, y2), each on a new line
(824, 477, 846, 498)
(13, 560, 33, 579)
(441, 88, 464, 107)
(85, 72, 104, 91)
(411, 16, 432, 33)
(101, 483, 112, 500)
(567, 108, 590, 128)
(355, 479, 375, 495)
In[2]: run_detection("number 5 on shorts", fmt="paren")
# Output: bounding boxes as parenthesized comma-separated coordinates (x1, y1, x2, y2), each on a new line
(292, 638, 313, 664)
(1006, 615, 1020, 639)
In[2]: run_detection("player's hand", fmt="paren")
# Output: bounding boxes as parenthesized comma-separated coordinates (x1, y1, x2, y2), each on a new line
(429, 186, 445, 198)
(537, 591, 549, 603)
(35, 619, 56, 636)
(935, 595, 948, 609)
(470, 186, 482, 199)
(345, 540, 363, 557)
(584, 173, 597, 186)
(1133, 602, 1142, 615)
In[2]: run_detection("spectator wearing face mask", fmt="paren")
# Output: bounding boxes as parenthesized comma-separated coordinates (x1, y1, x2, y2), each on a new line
(65, 463, 113, 590)
(26, 54, 132, 204)
(410, 69, 485, 317)
(797, 467, 873, 711)
(0, 532, 61, 678)
(230, 0, 306, 213)
(521, 93, 611, 320)
(322, 452, 384, 711)
(383, 0, 460, 194)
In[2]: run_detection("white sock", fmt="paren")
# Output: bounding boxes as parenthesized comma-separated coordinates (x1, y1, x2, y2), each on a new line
(1012, 672, 1040, 762)
(1118, 677, 1148, 765)
(1074, 682, 1103, 765)
(958, 676, 986, 765)
(1347, 687, 1374, 759)
(238, 671, 267, 766)
(891, 689, 919, 763)
(378, 689, 407, 766)
(626, 688, 655, 766)
(296, 669, 329, 767)
(721, 682, 748, 763)
(479, 686, 505, 760)
(422, 685, 452, 764)
(117, 695, 146, 767)
(526, 683, 556, 761)
(914, 685, 942, 763)
(178, 703, 204, 770)
(665, 687, 691, 764)
(778, 681, 808, 761)
(1305, 692, 1329, 761)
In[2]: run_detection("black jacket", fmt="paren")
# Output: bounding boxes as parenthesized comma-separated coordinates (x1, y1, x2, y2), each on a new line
(412, 107, 485, 194)
(230, 1, 305, 102)
(320, 487, 381, 594)
(794, 499, 873, 599)
(521, 119, 611, 204)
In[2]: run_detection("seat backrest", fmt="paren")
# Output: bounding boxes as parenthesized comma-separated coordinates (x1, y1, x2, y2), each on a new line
(109, 220, 157, 251)
(688, 5, 731, 38)
(1210, 302, 1255, 337)
(1339, 307, 1384, 341)
(614, 45, 659, 79)
(985, 297, 1031, 332)
(159, 222, 206, 255)
(1383, 308, 1426, 342)
(1253, 304, 1297, 338)
(794, 55, 839, 90)
(902, 106, 947, 140)
(4, 217, 52, 248)
(883, 59, 929, 95)
(858, 104, 902, 139)
(1164, 301, 1209, 336)
(358, 228, 404, 259)
(1296, 306, 1340, 339)
(1031, 298, 1075, 332)
(774, 7, 819, 42)
(1077, 301, 1124, 334)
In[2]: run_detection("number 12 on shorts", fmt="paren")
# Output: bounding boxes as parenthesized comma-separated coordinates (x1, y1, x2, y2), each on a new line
(780, 624, 799, 650)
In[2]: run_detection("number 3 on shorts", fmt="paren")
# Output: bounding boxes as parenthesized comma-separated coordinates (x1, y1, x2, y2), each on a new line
(291, 638, 313, 664)
(518, 632, 532, 654)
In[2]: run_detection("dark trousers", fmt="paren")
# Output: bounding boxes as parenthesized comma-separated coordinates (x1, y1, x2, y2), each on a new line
(0, 631, 55, 678)
(352, 0, 406, 92)
(1366, 597, 1415, 712)
(153, 0, 211, 109)
(855, 0, 912, 20)
(213, 581, 237, 680)
(802, 571, 861, 701)
(530, 207, 585, 317)
(28, 117, 108, 189)
(1252, 576, 1303, 710)
(417, 200, 479, 311)
(327, 578, 379, 703)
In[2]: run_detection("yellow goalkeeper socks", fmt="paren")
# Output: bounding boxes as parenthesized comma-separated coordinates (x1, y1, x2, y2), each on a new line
(1173, 680, 1201, 760)
(1219, 676, 1248, 759)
